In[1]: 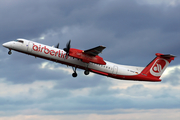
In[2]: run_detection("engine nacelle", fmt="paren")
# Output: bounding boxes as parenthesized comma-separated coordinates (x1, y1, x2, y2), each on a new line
(69, 48, 106, 65)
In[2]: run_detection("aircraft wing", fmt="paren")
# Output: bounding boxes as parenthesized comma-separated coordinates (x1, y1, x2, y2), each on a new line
(84, 46, 106, 56)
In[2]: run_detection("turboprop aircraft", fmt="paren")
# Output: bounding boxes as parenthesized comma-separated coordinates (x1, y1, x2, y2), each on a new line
(2, 38, 176, 82)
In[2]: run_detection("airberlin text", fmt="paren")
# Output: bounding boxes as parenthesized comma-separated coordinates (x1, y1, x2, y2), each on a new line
(32, 44, 66, 58)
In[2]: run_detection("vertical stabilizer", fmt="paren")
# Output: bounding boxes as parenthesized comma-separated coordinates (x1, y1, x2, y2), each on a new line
(141, 53, 176, 79)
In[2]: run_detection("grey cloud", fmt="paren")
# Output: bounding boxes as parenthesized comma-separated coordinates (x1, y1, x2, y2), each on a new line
(0, 0, 98, 41)
(0, 0, 180, 65)
(89, 85, 121, 96)
(0, 80, 179, 116)
(54, 74, 113, 90)
(0, 0, 180, 118)
(0, 56, 70, 83)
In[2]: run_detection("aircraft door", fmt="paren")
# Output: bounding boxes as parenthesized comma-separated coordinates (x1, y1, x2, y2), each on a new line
(112, 65, 118, 75)
(27, 42, 33, 52)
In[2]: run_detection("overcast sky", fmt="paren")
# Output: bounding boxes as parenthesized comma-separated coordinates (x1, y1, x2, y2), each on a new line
(0, 0, 180, 120)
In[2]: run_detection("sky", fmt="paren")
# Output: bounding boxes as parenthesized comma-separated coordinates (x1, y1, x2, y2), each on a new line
(0, 0, 180, 120)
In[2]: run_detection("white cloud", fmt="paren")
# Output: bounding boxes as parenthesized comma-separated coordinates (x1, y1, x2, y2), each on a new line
(39, 61, 72, 74)
(161, 64, 180, 79)
(0, 78, 56, 99)
(0, 109, 180, 120)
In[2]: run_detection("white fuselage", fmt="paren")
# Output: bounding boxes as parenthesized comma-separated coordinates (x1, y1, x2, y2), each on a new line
(3, 39, 145, 80)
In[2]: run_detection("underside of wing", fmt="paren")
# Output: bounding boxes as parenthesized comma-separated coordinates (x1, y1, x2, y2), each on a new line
(84, 46, 106, 56)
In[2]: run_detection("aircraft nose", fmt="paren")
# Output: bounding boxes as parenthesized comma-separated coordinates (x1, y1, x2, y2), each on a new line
(2, 42, 12, 48)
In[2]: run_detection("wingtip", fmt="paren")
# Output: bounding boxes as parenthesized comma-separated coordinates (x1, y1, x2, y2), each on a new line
(100, 45, 106, 49)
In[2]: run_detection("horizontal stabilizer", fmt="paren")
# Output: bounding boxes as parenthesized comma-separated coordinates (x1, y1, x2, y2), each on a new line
(156, 53, 176, 60)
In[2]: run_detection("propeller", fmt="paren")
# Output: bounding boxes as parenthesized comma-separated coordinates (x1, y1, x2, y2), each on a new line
(55, 43, 59, 48)
(63, 40, 71, 58)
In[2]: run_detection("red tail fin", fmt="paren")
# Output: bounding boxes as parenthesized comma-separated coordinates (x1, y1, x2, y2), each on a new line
(141, 53, 176, 79)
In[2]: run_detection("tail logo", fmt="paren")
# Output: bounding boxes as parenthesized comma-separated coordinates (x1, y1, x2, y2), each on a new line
(153, 63, 162, 72)
(150, 59, 169, 76)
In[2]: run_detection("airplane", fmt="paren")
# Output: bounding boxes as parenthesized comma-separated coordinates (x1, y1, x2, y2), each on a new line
(2, 38, 176, 82)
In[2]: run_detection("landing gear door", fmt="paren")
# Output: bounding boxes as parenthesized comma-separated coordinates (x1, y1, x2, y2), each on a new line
(112, 65, 118, 75)
(27, 42, 33, 52)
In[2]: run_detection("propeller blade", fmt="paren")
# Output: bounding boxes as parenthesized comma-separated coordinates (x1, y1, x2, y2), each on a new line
(66, 40, 71, 53)
(55, 43, 59, 48)
(63, 40, 71, 53)
(63, 40, 71, 59)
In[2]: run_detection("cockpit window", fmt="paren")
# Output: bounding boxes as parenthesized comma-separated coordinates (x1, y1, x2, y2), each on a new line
(15, 40, 24, 43)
